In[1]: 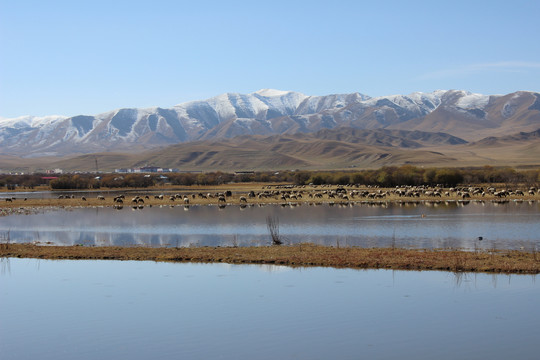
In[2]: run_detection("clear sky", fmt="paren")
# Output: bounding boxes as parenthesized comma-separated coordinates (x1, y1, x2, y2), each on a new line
(1, 0, 539, 118)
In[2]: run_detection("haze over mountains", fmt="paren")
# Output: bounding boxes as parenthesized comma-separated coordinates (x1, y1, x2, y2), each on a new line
(0, 89, 539, 171)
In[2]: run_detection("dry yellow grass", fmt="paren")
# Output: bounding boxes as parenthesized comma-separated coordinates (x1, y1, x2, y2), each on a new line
(1, 243, 539, 274)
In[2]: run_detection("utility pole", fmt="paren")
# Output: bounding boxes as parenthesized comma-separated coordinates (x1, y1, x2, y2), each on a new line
(95, 156, 99, 173)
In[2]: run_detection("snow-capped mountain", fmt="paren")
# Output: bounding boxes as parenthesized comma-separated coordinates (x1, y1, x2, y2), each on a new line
(0, 89, 539, 157)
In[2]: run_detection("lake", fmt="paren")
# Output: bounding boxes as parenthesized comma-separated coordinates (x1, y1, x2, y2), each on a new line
(1, 201, 539, 250)
(0, 258, 538, 360)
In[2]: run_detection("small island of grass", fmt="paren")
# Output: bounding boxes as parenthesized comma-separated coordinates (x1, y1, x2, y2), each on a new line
(2, 243, 539, 274)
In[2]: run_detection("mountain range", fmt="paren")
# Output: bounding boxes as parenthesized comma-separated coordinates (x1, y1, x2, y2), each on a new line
(0, 89, 539, 171)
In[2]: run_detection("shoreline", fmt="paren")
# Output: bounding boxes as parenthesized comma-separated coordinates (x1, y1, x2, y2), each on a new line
(1, 243, 539, 274)
(0, 197, 533, 222)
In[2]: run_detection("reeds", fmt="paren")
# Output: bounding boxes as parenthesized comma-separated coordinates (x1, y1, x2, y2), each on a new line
(0, 230, 10, 250)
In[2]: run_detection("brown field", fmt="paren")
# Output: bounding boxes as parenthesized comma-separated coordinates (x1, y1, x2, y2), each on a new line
(1, 243, 539, 274)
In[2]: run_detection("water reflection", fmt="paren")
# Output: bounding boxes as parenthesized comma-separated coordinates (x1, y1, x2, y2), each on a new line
(0, 259, 539, 360)
(0, 202, 539, 250)
(0, 257, 10, 275)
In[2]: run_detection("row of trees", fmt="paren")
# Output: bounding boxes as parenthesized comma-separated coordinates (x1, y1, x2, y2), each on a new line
(1, 165, 539, 190)
(0, 174, 46, 189)
(298, 166, 539, 187)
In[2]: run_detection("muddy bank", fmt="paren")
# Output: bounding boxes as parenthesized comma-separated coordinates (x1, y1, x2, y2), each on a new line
(1, 243, 539, 274)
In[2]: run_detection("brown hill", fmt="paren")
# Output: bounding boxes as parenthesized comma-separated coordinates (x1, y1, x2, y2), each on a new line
(5, 127, 540, 173)
(390, 91, 540, 141)
(470, 128, 540, 146)
(454, 128, 540, 166)
(130, 131, 458, 171)
(38, 128, 466, 171)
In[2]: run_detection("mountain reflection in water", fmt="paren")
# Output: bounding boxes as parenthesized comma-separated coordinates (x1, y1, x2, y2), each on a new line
(0, 201, 538, 250)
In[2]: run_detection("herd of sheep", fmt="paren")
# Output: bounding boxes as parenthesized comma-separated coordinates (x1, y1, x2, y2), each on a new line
(46, 184, 538, 209)
(2, 184, 537, 209)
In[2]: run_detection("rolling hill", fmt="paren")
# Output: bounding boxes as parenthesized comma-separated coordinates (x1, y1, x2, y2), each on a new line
(18, 127, 536, 172)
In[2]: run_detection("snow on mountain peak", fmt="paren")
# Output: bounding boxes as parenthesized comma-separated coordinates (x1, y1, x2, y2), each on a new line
(1, 89, 535, 158)
(0, 115, 68, 128)
(456, 92, 490, 109)
(254, 89, 293, 97)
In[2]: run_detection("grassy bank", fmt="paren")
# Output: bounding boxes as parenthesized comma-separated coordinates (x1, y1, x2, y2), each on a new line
(1, 183, 538, 210)
(1, 243, 539, 274)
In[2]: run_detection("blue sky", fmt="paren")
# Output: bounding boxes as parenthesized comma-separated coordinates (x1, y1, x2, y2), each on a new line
(1, 0, 539, 118)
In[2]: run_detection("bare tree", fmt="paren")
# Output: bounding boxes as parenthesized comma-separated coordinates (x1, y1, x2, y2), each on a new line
(266, 216, 282, 245)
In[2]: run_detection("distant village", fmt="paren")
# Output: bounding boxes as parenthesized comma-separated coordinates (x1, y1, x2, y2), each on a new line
(113, 166, 180, 174)
(38, 166, 182, 175)
(1, 165, 258, 176)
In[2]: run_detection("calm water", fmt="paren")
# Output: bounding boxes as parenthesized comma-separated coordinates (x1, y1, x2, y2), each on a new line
(0, 258, 538, 360)
(0, 189, 210, 200)
(1, 201, 539, 250)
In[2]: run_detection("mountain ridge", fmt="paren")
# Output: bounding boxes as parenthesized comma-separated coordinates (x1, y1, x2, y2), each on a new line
(2, 89, 539, 158)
